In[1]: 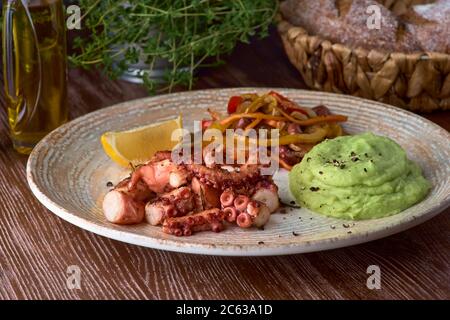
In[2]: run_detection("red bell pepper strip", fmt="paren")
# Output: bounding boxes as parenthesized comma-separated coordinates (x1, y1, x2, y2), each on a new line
(227, 96, 243, 114)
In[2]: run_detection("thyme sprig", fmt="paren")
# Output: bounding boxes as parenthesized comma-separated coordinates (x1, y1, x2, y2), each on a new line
(69, 0, 278, 93)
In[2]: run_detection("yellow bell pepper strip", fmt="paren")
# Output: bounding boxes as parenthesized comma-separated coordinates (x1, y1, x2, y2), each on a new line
(276, 127, 328, 145)
(269, 101, 347, 126)
(219, 113, 286, 127)
(294, 114, 348, 126)
(244, 95, 267, 114)
(330, 123, 344, 137)
(235, 127, 328, 147)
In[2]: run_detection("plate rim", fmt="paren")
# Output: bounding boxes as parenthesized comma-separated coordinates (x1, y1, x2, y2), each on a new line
(26, 88, 450, 256)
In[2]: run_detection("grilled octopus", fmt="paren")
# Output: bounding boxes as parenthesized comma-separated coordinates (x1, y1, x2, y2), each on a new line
(102, 150, 280, 236)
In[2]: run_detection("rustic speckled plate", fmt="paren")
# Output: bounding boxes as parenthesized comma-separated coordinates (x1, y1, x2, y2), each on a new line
(27, 88, 450, 256)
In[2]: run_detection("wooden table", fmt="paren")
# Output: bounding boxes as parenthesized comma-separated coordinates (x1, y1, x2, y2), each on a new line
(1, 29, 449, 300)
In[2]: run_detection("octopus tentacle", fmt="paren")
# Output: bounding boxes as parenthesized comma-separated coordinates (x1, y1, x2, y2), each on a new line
(185, 163, 261, 190)
(162, 208, 226, 236)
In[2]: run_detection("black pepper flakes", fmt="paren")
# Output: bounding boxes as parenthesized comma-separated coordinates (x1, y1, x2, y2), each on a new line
(310, 187, 320, 192)
(364, 168, 368, 172)
(258, 241, 265, 245)
(365, 153, 369, 157)
(347, 231, 352, 234)
(290, 201, 296, 205)
(292, 231, 299, 237)
(319, 171, 323, 175)
(307, 157, 311, 162)
(339, 164, 346, 169)
(106, 181, 114, 187)
(343, 223, 350, 228)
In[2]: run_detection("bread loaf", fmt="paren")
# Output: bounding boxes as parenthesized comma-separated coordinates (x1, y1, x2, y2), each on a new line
(280, 0, 449, 54)
(401, 0, 450, 53)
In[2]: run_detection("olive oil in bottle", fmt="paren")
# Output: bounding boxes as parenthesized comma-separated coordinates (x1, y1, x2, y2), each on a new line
(3, 0, 68, 154)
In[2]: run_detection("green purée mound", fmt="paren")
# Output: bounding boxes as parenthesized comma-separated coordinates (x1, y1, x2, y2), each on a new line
(289, 132, 430, 220)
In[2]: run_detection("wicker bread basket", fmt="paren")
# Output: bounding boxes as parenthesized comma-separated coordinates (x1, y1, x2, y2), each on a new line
(277, 2, 450, 112)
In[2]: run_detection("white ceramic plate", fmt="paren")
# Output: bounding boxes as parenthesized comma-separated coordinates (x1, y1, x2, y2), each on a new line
(27, 88, 450, 256)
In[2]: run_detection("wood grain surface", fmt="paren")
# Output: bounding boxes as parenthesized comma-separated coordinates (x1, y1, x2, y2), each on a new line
(0, 28, 449, 300)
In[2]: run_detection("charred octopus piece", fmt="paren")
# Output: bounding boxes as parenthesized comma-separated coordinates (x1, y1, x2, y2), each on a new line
(251, 181, 280, 213)
(162, 208, 226, 236)
(103, 178, 154, 225)
(246, 200, 271, 228)
(185, 163, 261, 190)
(145, 186, 195, 225)
(128, 159, 177, 194)
(191, 177, 221, 211)
(127, 151, 191, 194)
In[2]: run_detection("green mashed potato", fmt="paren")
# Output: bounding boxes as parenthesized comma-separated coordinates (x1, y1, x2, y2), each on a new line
(289, 132, 430, 220)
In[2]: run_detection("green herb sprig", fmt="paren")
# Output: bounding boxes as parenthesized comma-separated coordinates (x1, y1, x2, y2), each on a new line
(70, 0, 278, 93)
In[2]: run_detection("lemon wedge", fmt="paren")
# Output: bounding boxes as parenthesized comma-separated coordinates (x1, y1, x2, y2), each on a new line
(101, 115, 182, 167)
